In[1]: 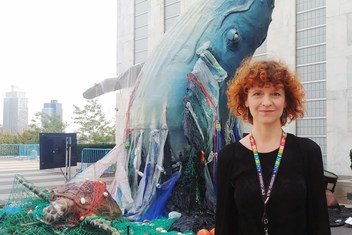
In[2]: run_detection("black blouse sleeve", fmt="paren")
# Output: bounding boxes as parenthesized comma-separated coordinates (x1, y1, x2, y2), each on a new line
(215, 143, 238, 235)
(302, 138, 331, 235)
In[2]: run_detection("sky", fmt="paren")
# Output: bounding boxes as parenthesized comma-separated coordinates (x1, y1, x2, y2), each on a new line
(0, 0, 118, 129)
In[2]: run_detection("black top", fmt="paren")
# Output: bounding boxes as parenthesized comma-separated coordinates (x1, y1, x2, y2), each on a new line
(215, 133, 331, 235)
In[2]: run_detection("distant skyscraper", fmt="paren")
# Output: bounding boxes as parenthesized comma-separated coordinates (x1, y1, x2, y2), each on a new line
(42, 100, 63, 122)
(3, 86, 28, 133)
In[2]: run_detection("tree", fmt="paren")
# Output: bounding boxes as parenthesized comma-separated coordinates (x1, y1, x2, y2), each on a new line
(14, 112, 45, 144)
(26, 112, 67, 133)
(72, 99, 115, 144)
(0, 127, 38, 144)
(17, 128, 40, 144)
(0, 131, 19, 144)
(0, 112, 68, 144)
(40, 113, 67, 133)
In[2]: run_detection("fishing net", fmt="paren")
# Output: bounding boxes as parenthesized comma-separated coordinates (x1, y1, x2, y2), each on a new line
(166, 150, 215, 232)
(0, 175, 194, 235)
(139, 171, 181, 221)
(112, 217, 192, 234)
(0, 175, 56, 234)
(0, 207, 190, 235)
(41, 179, 121, 227)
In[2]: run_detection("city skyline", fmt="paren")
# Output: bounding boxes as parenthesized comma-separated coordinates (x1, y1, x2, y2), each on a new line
(2, 85, 28, 133)
(42, 99, 63, 122)
(0, 85, 117, 128)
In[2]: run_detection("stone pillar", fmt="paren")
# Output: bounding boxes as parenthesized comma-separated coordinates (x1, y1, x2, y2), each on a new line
(326, 0, 352, 175)
(116, 0, 134, 73)
(266, 0, 296, 71)
(180, 0, 198, 14)
(115, 0, 135, 144)
(148, 0, 165, 53)
(266, 0, 297, 135)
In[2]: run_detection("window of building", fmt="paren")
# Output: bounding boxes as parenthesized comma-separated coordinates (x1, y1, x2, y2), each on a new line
(164, 0, 181, 32)
(253, 39, 267, 60)
(134, 0, 150, 64)
(296, 0, 327, 166)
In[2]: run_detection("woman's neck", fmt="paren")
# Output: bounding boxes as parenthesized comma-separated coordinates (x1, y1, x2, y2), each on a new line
(251, 124, 283, 153)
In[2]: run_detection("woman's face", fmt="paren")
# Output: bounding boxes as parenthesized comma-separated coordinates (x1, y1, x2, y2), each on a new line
(245, 85, 286, 127)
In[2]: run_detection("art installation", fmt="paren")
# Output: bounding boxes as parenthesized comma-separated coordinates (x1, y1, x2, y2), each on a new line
(78, 0, 275, 229)
(0, 0, 275, 234)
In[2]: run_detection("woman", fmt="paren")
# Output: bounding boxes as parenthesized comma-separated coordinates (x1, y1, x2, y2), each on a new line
(215, 59, 330, 234)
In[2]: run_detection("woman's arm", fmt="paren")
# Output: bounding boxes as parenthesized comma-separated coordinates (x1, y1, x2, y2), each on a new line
(304, 139, 331, 235)
(215, 144, 238, 235)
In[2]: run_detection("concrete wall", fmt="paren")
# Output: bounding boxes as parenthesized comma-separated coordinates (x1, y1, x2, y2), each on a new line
(180, 0, 199, 13)
(148, 0, 165, 55)
(115, 1, 134, 144)
(266, 0, 297, 135)
(326, 0, 352, 175)
(116, 1, 134, 73)
(266, 0, 296, 69)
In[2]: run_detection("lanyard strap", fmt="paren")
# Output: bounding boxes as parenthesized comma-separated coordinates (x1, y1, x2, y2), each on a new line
(249, 131, 287, 204)
(250, 131, 287, 235)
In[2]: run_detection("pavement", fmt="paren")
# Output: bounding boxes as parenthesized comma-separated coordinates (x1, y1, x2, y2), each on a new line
(0, 156, 67, 204)
(331, 224, 352, 234)
(0, 156, 113, 204)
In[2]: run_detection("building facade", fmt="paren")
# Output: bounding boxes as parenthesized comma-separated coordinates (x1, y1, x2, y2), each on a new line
(2, 86, 28, 133)
(116, 0, 352, 175)
(42, 100, 63, 122)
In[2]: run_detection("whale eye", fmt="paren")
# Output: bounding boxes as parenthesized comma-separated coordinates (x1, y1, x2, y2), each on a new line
(226, 29, 240, 50)
(260, 0, 275, 9)
(264, 0, 275, 9)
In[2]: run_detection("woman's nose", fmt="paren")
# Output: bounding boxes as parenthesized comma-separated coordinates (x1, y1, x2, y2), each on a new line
(261, 95, 272, 106)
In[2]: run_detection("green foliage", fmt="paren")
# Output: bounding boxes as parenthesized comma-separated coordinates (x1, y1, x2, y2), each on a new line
(0, 131, 19, 144)
(40, 112, 67, 133)
(0, 112, 67, 144)
(19, 128, 40, 144)
(0, 130, 37, 144)
(72, 99, 115, 144)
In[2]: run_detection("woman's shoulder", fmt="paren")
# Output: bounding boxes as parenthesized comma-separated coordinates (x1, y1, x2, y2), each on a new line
(219, 142, 237, 156)
(218, 142, 241, 163)
(287, 133, 321, 153)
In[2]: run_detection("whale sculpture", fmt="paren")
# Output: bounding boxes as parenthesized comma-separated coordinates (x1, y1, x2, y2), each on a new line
(75, 0, 275, 222)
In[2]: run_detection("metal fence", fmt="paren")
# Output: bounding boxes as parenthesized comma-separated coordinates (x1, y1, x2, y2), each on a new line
(79, 148, 115, 174)
(0, 144, 39, 159)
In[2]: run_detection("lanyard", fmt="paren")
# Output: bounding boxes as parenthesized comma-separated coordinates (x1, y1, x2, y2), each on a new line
(249, 131, 287, 235)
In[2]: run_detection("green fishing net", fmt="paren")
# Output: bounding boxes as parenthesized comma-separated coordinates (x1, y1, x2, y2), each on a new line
(0, 175, 194, 235)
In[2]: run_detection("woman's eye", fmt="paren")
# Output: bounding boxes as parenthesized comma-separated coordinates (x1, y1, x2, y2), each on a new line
(272, 92, 281, 96)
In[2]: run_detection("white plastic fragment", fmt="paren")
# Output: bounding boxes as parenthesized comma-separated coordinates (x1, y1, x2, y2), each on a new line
(80, 197, 86, 205)
(155, 227, 163, 232)
(345, 217, 352, 225)
(168, 211, 182, 219)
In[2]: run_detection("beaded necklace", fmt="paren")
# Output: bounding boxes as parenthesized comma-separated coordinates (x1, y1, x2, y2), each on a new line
(249, 131, 287, 235)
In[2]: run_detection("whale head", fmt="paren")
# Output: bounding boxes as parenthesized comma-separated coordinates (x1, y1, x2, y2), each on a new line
(198, 0, 275, 78)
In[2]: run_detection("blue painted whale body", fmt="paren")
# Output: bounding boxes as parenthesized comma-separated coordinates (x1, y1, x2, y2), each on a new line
(127, 0, 274, 156)
(78, 0, 275, 221)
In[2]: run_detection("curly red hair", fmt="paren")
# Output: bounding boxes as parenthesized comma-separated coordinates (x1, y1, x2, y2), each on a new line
(227, 59, 305, 125)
